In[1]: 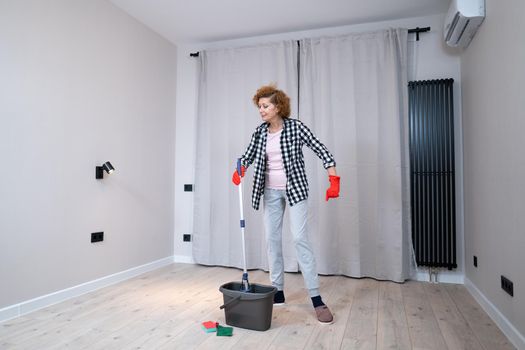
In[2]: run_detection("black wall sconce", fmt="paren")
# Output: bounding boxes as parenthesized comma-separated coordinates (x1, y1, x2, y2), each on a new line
(96, 161, 115, 179)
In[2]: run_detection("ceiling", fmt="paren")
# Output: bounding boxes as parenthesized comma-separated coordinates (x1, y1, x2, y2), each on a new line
(110, 0, 450, 44)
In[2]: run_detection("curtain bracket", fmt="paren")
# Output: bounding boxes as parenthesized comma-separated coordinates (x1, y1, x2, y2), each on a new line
(408, 27, 431, 41)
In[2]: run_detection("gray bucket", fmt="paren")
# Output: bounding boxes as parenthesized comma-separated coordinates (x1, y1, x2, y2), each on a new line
(219, 282, 277, 331)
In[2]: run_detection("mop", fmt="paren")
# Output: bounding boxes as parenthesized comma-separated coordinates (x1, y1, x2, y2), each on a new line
(236, 159, 252, 293)
(216, 160, 277, 332)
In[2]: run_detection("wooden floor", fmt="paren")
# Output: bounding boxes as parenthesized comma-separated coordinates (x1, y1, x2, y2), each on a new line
(0, 264, 515, 350)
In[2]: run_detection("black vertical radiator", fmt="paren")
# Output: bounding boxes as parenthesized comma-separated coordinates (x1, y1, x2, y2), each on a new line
(408, 79, 457, 270)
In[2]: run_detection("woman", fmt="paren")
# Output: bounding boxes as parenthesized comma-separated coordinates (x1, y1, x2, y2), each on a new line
(232, 85, 340, 324)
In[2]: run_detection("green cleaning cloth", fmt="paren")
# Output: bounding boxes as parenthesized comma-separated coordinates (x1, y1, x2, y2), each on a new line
(216, 324, 233, 337)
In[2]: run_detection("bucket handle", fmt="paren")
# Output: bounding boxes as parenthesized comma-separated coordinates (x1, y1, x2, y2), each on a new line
(219, 295, 242, 310)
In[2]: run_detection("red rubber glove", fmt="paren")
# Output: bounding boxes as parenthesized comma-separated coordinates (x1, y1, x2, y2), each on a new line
(326, 175, 340, 201)
(232, 166, 246, 186)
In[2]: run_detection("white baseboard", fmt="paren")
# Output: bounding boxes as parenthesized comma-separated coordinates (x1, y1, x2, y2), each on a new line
(173, 254, 195, 264)
(0, 256, 174, 323)
(414, 268, 465, 284)
(465, 277, 525, 350)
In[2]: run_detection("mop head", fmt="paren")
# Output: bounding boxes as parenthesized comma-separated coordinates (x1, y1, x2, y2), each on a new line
(240, 273, 253, 292)
(240, 284, 254, 293)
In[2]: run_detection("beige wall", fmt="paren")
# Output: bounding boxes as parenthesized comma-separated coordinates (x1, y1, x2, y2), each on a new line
(0, 0, 177, 308)
(461, 0, 525, 337)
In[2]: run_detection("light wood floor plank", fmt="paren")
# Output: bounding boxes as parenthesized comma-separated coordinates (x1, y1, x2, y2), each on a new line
(401, 280, 448, 350)
(12, 265, 216, 349)
(78, 266, 237, 350)
(303, 276, 358, 350)
(0, 264, 192, 346)
(0, 264, 515, 350)
(377, 281, 411, 350)
(423, 283, 482, 350)
(341, 278, 379, 350)
(444, 283, 515, 350)
(266, 273, 341, 350)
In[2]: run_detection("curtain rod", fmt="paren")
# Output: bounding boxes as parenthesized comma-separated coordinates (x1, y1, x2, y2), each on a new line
(189, 26, 431, 56)
(408, 27, 431, 41)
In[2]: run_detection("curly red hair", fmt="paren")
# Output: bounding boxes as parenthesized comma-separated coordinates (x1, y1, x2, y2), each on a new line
(253, 85, 291, 118)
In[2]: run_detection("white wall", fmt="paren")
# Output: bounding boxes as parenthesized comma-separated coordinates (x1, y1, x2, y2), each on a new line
(0, 0, 177, 310)
(461, 0, 525, 344)
(173, 14, 465, 283)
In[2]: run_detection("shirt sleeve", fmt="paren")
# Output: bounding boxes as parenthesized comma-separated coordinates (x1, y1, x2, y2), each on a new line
(240, 128, 260, 168)
(299, 121, 336, 169)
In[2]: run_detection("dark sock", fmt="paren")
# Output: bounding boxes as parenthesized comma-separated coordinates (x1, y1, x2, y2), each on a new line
(311, 295, 325, 308)
(274, 290, 285, 304)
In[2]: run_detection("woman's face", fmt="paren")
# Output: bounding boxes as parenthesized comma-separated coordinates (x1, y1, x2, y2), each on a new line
(258, 97, 280, 123)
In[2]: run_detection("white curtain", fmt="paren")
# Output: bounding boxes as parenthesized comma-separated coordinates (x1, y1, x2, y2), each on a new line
(193, 29, 413, 282)
(299, 29, 413, 282)
(193, 41, 300, 271)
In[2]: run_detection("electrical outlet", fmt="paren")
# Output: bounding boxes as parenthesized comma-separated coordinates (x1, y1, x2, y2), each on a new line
(184, 184, 193, 192)
(501, 275, 513, 297)
(183, 234, 192, 242)
(91, 232, 104, 243)
(473, 255, 477, 267)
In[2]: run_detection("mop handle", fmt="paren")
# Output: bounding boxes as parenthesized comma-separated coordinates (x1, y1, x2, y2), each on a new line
(237, 159, 248, 275)
(237, 158, 242, 178)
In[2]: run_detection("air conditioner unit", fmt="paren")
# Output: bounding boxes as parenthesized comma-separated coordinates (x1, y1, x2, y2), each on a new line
(444, 0, 485, 48)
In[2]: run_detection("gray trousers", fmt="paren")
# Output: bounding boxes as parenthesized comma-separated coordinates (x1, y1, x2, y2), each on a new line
(263, 188, 320, 297)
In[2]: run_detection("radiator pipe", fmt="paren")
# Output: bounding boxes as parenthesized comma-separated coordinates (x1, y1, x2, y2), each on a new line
(447, 79, 456, 269)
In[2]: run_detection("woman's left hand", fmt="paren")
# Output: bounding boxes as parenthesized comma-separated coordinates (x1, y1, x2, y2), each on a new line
(326, 175, 340, 201)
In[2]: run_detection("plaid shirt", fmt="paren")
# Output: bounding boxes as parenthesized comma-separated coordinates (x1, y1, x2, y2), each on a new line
(240, 118, 336, 210)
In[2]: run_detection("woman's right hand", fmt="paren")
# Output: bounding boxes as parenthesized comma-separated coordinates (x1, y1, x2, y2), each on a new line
(232, 166, 246, 186)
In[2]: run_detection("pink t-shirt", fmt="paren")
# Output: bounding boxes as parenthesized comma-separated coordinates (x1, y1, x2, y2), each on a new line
(265, 129, 287, 190)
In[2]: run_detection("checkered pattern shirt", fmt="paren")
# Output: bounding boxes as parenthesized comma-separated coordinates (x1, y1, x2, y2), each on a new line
(240, 118, 336, 210)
